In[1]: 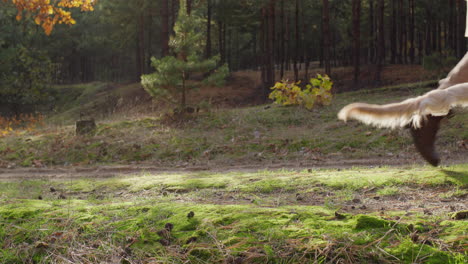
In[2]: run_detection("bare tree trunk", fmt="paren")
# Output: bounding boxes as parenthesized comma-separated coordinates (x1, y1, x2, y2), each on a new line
(352, 0, 361, 86)
(218, 20, 225, 64)
(368, 0, 375, 64)
(375, 0, 385, 83)
(322, 0, 331, 76)
(205, 0, 212, 59)
(261, 7, 266, 88)
(264, 0, 276, 98)
(136, 14, 145, 80)
(280, 0, 285, 79)
(302, 1, 309, 81)
(161, 0, 170, 56)
(449, 0, 456, 51)
(285, 14, 290, 71)
(409, 0, 415, 63)
(400, 0, 407, 64)
(253, 29, 258, 69)
(425, 9, 432, 55)
(293, 0, 299, 81)
(186, 0, 192, 15)
(171, 0, 177, 29)
(390, 1, 397, 64)
(457, 0, 466, 58)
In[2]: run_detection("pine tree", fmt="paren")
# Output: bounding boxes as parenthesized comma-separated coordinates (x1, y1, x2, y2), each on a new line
(141, 0, 228, 111)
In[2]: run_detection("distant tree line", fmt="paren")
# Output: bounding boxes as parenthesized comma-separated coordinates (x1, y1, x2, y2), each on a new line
(1, 0, 467, 92)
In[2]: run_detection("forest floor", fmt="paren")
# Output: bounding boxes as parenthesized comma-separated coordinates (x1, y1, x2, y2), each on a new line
(0, 164, 466, 263)
(0, 65, 467, 263)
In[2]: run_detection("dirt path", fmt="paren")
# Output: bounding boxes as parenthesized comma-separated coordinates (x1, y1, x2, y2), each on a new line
(0, 157, 467, 180)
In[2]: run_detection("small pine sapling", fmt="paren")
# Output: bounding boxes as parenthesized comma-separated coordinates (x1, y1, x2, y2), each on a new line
(141, 0, 228, 113)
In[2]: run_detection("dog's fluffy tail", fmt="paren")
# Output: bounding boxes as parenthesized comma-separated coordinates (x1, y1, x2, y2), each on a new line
(338, 83, 468, 128)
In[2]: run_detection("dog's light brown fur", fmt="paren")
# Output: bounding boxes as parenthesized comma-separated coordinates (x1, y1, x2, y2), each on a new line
(338, 83, 468, 128)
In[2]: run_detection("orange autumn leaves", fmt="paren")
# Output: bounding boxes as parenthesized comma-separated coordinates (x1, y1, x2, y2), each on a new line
(4, 0, 95, 35)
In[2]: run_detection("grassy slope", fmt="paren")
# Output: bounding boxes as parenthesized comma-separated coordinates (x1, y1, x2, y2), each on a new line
(0, 165, 467, 263)
(0, 81, 466, 167)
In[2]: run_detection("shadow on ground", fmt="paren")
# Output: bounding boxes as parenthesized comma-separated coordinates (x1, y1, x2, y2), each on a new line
(441, 169, 468, 186)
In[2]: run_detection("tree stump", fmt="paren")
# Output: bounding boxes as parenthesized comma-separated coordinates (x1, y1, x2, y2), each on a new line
(76, 119, 96, 135)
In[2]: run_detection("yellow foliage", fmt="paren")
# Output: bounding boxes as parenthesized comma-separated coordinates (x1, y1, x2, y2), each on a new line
(4, 0, 95, 35)
(269, 74, 333, 110)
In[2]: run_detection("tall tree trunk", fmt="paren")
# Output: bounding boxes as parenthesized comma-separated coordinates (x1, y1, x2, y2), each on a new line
(352, 0, 361, 86)
(322, 0, 331, 76)
(253, 29, 257, 69)
(302, 2, 309, 81)
(205, 0, 212, 59)
(263, 0, 276, 98)
(227, 28, 232, 68)
(375, 0, 385, 83)
(449, 0, 456, 51)
(260, 7, 266, 88)
(425, 9, 431, 55)
(280, 0, 285, 79)
(457, 0, 466, 58)
(161, 0, 170, 56)
(285, 14, 291, 71)
(218, 20, 225, 64)
(293, 0, 299, 81)
(400, 0, 407, 63)
(390, 1, 397, 64)
(409, 0, 415, 63)
(186, 0, 192, 15)
(368, 0, 374, 64)
(171, 0, 177, 29)
(136, 14, 145, 81)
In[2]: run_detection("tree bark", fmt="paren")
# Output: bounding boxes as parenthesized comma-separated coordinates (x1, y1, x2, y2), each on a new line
(280, 0, 285, 79)
(293, 0, 300, 81)
(205, 0, 212, 59)
(375, 0, 385, 83)
(352, 0, 361, 85)
(457, 0, 466, 58)
(368, 0, 375, 64)
(264, 0, 276, 97)
(449, 0, 456, 51)
(409, 0, 415, 63)
(135, 13, 145, 81)
(400, 0, 407, 63)
(322, 0, 331, 76)
(390, 1, 397, 64)
(186, 0, 192, 15)
(161, 0, 170, 56)
(171, 0, 177, 29)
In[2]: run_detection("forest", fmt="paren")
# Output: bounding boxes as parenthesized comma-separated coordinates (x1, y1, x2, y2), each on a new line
(0, 0, 467, 263)
(1, 0, 468, 111)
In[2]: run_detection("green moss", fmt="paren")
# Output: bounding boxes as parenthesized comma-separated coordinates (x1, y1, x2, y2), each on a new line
(386, 239, 466, 264)
(355, 215, 392, 230)
(0, 164, 466, 263)
(241, 179, 295, 194)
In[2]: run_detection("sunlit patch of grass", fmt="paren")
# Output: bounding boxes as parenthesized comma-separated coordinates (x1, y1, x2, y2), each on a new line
(439, 188, 467, 199)
(376, 186, 401, 196)
(0, 164, 467, 263)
